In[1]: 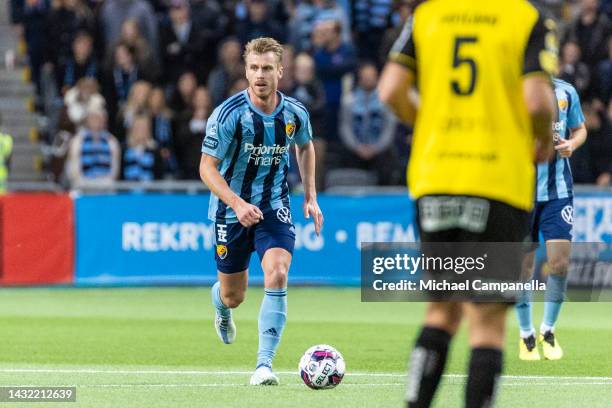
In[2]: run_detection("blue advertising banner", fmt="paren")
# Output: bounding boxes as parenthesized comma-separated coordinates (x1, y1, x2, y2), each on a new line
(74, 193, 612, 286)
(74, 194, 416, 286)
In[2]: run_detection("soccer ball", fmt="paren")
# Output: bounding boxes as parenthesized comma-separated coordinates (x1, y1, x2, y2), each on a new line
(298, 344, 345, 389)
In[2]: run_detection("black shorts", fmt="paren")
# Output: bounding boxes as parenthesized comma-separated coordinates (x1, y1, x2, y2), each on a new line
(416, 195, 530, 243)
(415, 195, 530, 302)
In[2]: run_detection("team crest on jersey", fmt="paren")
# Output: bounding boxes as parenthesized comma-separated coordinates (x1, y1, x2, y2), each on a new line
(216, 244, 228, 260)
(558, 98, 568, 112)
(285, 121, 296, 140)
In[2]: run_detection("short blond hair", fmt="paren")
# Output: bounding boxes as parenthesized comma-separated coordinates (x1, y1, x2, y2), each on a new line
(243, 37, 283, 64)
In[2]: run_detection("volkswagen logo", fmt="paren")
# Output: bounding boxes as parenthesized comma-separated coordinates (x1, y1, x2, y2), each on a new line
(276, 207, 292, 224)
(561, 205, 573, 225)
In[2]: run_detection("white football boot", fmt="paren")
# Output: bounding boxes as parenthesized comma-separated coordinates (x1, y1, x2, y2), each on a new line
(249, 365, 279, 386)
(214, 312, 236, 344)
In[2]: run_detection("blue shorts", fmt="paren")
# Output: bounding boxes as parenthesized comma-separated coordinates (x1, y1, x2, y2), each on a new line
(214, 207, 296, 273)
(530, 197, 573, 243)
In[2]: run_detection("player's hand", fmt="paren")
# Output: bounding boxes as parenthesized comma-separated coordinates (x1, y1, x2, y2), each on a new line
(234, 199, 264, 227)
(554, 138, 574, 158)
(303, 197, 324, 236)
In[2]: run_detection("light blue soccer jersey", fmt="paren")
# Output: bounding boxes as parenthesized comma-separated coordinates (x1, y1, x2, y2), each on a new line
(536, 78, 585, 202)
(202, 90, 313, 222)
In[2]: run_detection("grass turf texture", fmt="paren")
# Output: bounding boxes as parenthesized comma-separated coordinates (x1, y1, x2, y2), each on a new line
(0, 288, 610, 407)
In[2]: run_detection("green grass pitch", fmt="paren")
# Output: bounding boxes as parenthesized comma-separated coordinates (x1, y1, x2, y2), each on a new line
(0, 287, 610, 407)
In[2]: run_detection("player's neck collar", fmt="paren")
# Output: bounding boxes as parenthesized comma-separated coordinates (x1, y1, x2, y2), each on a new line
(245, 89, 284, 118)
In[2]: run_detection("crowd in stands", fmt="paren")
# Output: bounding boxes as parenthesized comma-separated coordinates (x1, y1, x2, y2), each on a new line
(8, 0, 612, 190)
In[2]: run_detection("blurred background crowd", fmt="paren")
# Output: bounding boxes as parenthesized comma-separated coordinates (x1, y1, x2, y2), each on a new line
(7, 0, 612, 190)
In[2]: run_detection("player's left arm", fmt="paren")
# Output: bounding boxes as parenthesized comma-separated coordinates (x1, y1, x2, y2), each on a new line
(294, 112, 323, 235)
(378, 17, 418, 125)
(555, 88, 587, 158)
(295, 141, 323, 235)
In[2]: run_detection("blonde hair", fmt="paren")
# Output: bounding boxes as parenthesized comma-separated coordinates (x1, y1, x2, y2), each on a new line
(243, 37, 283, 64)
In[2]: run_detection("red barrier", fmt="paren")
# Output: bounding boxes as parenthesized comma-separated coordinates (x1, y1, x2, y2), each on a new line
(0, 193, 74, 285)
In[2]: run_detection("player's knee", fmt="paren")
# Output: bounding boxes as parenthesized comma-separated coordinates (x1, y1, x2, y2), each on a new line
(266, 261, 289, 287)
(548, 256, 569, 276)
(222, 291, 245, 308)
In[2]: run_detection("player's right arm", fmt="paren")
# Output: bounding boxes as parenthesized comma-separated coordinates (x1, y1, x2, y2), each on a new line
(522, 13, 559, 163)
(199, 110, 263, 227)
(199, 155, 263, 227)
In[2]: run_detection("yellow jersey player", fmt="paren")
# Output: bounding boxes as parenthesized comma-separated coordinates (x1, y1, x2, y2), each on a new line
(379, 1, 558, 407)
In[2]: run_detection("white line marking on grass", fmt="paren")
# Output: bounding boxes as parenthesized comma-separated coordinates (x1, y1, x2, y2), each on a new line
(3, 382, 612, 389)
(1, 369, 611, 383)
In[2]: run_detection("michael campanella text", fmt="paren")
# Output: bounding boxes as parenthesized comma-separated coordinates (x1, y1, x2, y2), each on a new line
(372, 280, 547, 292)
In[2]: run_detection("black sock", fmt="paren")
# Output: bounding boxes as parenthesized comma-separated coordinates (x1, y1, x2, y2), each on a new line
(465, 348, 502, 408)
(406, 326, 452, 408)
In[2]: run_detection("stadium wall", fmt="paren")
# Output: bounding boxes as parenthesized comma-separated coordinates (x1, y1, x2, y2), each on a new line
(1, 192, 610, 287)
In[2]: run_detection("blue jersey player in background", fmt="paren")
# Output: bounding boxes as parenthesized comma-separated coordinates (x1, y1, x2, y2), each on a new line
(200, 37, 323, 385)
(516, 78, 587, 361)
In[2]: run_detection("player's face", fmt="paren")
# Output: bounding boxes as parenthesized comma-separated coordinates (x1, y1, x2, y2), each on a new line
(245, 51, 283, 100)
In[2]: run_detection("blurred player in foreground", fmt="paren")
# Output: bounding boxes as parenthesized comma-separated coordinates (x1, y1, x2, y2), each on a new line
(378, 0, 557, 406)
(516, 78, 587, 361)
(200, 37, 323, 385)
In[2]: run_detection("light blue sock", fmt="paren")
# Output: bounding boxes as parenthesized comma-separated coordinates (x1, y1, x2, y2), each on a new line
(515, 289, 534, 337)
(211, 281, 230, 318)
(257, 288, 287, 368)
(542, 275, 567, 331)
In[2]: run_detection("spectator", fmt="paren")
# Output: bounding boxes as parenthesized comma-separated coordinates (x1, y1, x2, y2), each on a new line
(313, 0, 351, 45)
(564, 0, 612, 69)
(21, 0, 50, 98)
(56, 31, 98, 95)
(379, 0, 414, 67)
(288, 0, 351, 53)
(339, 62, 398, 184)
(63, 77, 106, 129)
(227, 77, 249, 97)
(235, 0, 286, 45)
(113, 19, 158, 80)
(351, 0, 393, 61)
(289, 52, 327, 190)
(207, 38, 244, 107)
(117, 80, 152, 141)
(278, 44, 296, 93)
(44, 0, 95, 70)
(190, 0, 229, 83)
(586, 104, 612, 186)
(122, 114, 162, 181)
(558, 41, 591, 98)
(174, 86, 211, 179)
(596, 37, 612, 104)
(99, 0, 159, 58)
(148, 87, 177, 177)
(102, 42, 143, 128)
(159, 0, 202, 86)
(66, 108, 121, 187)
(312, 19, 356, 144)
(170, 71, 198, 113)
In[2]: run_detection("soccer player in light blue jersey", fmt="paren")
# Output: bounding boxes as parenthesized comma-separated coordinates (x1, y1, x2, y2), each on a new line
(199, 37, 323, 385)
(516, 78, 587, 361)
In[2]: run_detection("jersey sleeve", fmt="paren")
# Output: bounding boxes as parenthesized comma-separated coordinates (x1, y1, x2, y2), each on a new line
(388, 16, 416, 72)
(293, 108, 313, 146)
(567, 86, 585, 129)
(201, 108, 234, 159)
(523, 12, 559, 76)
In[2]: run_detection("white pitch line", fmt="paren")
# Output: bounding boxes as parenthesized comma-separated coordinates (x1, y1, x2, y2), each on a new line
(0, 369, 611, 382)
(2, 382, 612, 389)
